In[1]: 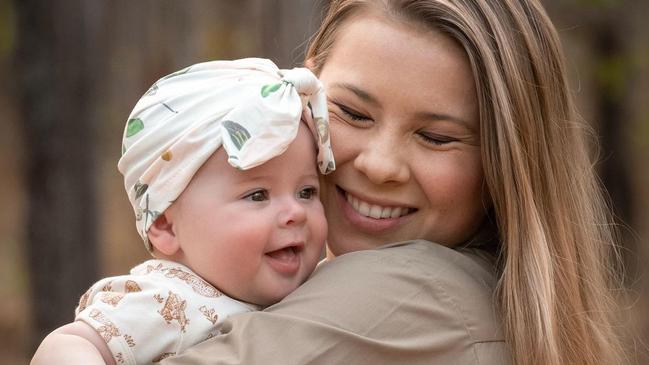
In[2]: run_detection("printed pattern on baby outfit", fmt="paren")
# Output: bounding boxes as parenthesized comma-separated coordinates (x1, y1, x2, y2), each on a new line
(75, 260, 258, 364)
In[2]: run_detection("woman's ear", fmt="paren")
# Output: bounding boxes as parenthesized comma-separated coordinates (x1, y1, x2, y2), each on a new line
(147, 213, 181, 256)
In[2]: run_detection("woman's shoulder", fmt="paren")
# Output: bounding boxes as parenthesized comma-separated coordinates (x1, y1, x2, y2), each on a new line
(322, 240, 499, 304)
(279, 240, 504, 345)
(161, 240, 509, 365)
(346, 239, 499, 282)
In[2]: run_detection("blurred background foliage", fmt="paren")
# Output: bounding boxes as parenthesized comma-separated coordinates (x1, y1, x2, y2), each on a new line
(0, 0, 647, 364)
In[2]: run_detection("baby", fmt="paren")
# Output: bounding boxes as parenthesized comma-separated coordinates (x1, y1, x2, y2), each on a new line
(31, 58, 335, 365)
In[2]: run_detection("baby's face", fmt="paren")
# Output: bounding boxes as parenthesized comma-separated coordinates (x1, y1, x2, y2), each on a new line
(167, 125, 327, 306)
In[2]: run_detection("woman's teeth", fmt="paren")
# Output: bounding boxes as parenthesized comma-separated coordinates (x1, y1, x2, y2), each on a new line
(345, 192, 411, 219)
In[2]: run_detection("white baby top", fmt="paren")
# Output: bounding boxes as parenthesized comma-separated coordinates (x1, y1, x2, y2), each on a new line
(75, 259, 258, 364)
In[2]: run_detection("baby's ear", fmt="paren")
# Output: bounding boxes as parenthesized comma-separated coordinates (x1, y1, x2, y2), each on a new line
(147, 213, 180, 256)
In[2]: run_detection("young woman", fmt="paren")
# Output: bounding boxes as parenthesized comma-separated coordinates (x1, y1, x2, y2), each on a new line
(163, 1, 625, 364)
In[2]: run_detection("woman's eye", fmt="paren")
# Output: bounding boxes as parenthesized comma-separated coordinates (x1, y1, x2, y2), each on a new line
(245, 190, 269, 202)
(417, 132, 457, 146)
(333, 102, 370, 122)
(298, 187, 317, 200)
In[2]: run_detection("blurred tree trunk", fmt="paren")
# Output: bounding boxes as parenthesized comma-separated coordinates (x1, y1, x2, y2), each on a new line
(14, 0, 103, 351)
(254, 0, 327, 68)
(543, 0, 635, 264)
(592, 24, 634, 246)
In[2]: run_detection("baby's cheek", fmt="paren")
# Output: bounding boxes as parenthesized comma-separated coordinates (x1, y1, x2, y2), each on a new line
(311, 204, 328, 245)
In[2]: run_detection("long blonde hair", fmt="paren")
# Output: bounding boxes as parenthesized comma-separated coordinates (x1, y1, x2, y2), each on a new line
(306, 0, 625, 364)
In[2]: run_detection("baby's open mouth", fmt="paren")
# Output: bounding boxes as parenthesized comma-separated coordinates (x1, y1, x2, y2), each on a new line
(265, 244, 304, 275)
(266, 245, 301, 261)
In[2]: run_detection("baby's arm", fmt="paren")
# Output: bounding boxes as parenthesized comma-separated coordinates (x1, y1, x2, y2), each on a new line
(31, 321, 116, 365)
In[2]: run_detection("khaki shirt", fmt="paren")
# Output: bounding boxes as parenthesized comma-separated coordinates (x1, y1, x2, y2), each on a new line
(162, 240, 509, 364)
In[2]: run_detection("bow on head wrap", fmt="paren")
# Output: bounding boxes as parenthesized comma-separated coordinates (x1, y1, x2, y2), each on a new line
(117, 58, 335, 251)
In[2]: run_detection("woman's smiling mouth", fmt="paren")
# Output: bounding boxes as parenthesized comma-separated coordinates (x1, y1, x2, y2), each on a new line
(344, 191, 415, 219)
(336, 186, 417, 232)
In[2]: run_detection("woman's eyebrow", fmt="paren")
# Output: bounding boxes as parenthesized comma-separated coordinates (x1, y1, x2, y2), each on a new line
(329, 82, 378, 105)
(414, 111, 476, 131)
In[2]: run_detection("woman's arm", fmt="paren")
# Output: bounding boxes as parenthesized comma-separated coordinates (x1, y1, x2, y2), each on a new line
(31, 321, 116, 365)
(162, 240, 509, 365)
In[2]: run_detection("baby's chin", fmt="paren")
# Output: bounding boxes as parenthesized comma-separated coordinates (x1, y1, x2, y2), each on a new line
(243, 292, 288, 308)
(250, 279, 309, 307)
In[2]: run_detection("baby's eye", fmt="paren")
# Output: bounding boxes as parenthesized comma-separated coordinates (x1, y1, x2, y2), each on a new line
(244, 189, 269, 202)
(298, 186, 317, 200)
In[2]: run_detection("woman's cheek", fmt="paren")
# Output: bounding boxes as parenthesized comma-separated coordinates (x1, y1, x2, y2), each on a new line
(327, 118, 359, 163)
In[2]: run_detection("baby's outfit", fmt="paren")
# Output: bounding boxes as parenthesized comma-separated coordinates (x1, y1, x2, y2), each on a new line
(75, 259, 258, 364)
(77, 58, 335, 365)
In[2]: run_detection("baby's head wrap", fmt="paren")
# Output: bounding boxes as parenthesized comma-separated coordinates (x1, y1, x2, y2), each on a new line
(118, 58, 335, 251)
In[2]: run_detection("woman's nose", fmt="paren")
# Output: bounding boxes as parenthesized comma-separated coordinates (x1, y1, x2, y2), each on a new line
(278, 198, 307, 227)
(353, 136, 410, 185)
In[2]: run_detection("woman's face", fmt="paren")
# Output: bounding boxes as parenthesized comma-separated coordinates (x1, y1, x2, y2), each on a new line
(318, 13, 487, 256)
